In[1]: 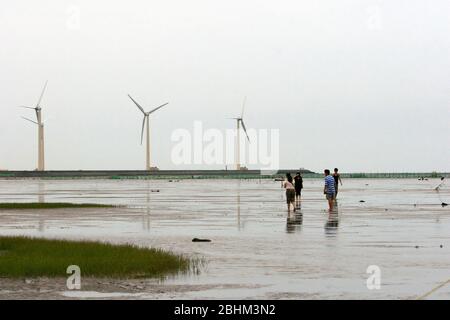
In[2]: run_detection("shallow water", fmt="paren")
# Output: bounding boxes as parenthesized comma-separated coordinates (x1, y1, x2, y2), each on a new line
(0, 178, 449, 299)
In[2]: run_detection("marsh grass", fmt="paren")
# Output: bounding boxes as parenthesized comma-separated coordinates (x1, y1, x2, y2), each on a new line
(0, 236, 191, 278)
(0, 203, 116, 210)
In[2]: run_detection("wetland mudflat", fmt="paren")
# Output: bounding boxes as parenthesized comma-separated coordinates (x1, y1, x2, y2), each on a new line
(0, 178, 449, 299)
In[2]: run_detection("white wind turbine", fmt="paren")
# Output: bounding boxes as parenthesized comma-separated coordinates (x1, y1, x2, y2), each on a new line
(20, 81, 48, 171)
(231, 97, 250, 170)
(128, 94, 169, 171)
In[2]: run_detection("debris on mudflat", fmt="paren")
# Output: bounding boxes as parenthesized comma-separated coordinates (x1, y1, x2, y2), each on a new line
(192, 238, 211, 242)
(359, 200, 365, 203)
(150, 189, 160, 192)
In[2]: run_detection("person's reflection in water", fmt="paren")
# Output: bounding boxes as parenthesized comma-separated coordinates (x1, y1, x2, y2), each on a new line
(324, 203, 339, 236)
(286, 211, 303, 233)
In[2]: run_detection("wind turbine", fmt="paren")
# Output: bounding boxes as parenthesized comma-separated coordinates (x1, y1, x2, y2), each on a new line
(20, 81, 48, 171)
(231, 97, 250, 170)
(128, 94, 169, 171)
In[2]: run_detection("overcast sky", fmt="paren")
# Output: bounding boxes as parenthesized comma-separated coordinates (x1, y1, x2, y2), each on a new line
(0, 0, 449, 172)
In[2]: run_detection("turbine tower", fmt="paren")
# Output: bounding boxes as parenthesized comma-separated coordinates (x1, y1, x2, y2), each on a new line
(128, 94, 169, 171)
(20, 81, 48, 171)
(232, 97, 250, 170)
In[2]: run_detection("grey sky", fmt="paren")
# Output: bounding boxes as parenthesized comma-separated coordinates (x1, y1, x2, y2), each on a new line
(0, 0, 449, 172)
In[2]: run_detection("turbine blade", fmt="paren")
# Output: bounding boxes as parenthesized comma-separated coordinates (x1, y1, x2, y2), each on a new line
(148, 102, 169, 115)
(21, 116, 38, 125)
(18, 106, 35, 110)
(140, 116, 146, 145)
(36, 80, 48, 108)
(128, 94, 146, 114)
(241, 96, 247, 119)
(240, 119, 250, 142)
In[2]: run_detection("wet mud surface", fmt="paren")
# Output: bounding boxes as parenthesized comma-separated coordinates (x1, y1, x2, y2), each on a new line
(0, 178, 449, 299)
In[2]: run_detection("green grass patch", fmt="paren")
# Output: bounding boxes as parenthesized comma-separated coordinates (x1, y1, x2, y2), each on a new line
(0, 236, 191, 278)
(0, 202, 116, 210)
(0, 173, 14, 177)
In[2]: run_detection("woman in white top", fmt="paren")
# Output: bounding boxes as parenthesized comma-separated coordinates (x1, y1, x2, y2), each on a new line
(283, 173, 296, 212)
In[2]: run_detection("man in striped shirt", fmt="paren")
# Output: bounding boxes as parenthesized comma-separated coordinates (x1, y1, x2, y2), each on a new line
(324, 169, 336, 211)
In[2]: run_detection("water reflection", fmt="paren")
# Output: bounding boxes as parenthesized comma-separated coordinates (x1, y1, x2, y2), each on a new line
(237, 179, 241, 231)
(37, 180, 45, 203)
(286, 211, 303, 233)
(37, 180, 46, 232)
(142, 181, 151, 231)
(295, 197, 302, 211)
(324, 203, 339, 236)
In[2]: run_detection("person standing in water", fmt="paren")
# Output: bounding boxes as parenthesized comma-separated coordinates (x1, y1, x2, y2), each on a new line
(324, 169, 336, 211)
(333, 168, 343, 199)
(294, 172, 303, 202)
(283, 173, 296, 213)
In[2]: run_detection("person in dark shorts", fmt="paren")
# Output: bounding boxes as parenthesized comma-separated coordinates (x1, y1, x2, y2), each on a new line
(294, 172, 303, 201)
(283, 173, 296, 213)
(333, 168, 343, 199)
